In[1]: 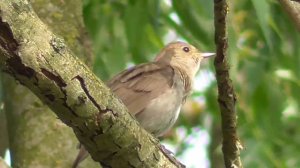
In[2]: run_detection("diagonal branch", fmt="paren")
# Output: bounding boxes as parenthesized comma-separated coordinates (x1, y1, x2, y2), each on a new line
(213, 0, 243, 168)
(1, 0, 96, 167)
(0, 0, 182, 167)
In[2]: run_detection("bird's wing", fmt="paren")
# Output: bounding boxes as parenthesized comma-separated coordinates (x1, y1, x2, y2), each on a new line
(107, 63, 175, 115)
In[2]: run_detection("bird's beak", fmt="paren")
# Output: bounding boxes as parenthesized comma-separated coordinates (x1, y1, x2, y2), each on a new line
(201, 52, 215, 58)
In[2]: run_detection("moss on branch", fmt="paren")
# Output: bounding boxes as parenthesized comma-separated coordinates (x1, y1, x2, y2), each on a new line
(0, 0, 181, 167)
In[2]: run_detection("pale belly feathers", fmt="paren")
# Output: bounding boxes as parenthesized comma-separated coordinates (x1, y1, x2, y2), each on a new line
(135, 87, 183, 136)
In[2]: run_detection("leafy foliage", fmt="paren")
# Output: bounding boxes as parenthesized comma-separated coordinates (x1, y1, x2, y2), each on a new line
(83, 0, 300, 167)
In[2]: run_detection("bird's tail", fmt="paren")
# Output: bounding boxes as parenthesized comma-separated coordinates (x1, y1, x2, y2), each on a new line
(72, 144, 89, 168)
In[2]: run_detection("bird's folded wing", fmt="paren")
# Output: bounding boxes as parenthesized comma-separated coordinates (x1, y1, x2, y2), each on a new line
(107, 63, 174, 115)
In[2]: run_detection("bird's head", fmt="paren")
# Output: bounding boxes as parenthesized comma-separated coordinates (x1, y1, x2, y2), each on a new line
(155, 41, 214, 77)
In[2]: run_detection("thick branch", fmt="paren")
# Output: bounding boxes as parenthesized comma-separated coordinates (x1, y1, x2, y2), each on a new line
(1, 0, 97, 167)
(0, 0, 180, 167)
(279, 0, 300, 32)
(213, 0, 243, 168)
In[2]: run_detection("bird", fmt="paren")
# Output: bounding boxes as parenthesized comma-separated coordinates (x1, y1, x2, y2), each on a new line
(72, 41, 214, 168)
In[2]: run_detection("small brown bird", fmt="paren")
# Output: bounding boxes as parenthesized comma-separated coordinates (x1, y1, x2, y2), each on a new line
(72, 41, 214, 167)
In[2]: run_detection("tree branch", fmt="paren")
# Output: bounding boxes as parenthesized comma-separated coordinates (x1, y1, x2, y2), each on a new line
(279, 0, 300, 32)
(213, 0, 243, 168)
(1, 0, 97, 167)
(0, 0, 181, 167)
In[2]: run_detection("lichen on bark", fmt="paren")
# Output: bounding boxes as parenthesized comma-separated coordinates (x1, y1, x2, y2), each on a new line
(1, 0, 96, 167)
(0, 0, 181, 167)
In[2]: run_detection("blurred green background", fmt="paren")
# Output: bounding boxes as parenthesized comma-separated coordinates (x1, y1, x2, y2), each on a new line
(82, 0, 300, 167)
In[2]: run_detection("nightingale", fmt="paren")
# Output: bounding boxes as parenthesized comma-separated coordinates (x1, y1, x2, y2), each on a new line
(72, 41, 214, 168)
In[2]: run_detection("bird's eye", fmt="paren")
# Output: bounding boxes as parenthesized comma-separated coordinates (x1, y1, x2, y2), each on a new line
(183, 47, 190, 52)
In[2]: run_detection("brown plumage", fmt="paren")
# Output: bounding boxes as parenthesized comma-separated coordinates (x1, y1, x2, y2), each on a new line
(72, 41, 214, 168)
(108, 63, 175, 117)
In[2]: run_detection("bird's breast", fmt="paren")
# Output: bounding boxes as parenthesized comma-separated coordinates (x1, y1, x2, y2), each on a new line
(135, 85, 184, 136)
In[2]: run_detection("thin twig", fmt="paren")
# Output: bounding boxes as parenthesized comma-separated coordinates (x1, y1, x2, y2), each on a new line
(213, 0, 243, 168)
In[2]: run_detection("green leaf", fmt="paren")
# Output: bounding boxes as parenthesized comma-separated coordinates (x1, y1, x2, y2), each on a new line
(251, 0, 273, 49)
(124, 1, 149, 63)
(172, 0, 213, 49)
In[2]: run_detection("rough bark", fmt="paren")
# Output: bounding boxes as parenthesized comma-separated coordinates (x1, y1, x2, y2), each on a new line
(0, 0, 181, 167)
(214, 0, 243, 168)
(1, 0, 97, 167)
(3, 82, 86, 168)
(279, 0, 300, 32)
